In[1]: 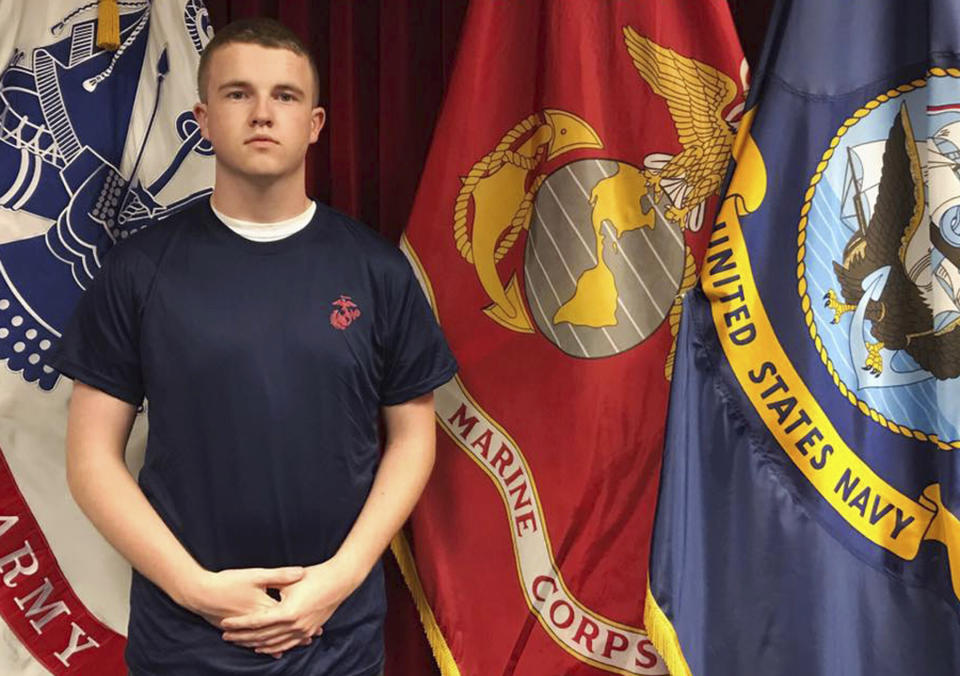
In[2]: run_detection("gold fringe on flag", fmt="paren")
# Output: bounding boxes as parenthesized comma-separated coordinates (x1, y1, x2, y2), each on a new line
(644, 580, 695, 676)
(390, 533, 463, 676)
(97, 0, 121, 51)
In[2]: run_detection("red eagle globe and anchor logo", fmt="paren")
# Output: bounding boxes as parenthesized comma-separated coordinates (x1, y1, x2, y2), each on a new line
(330, 295, 361, 330)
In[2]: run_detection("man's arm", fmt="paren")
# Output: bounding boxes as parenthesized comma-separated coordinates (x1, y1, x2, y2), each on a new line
(220, 391, 438, 656)
(66, 382, 304, 625)
(334, 391, 438, 578)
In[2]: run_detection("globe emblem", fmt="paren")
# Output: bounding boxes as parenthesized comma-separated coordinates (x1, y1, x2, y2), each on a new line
(523, 158, 685, 358)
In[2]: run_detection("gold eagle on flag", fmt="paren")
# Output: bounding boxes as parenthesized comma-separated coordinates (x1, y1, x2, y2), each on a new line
(623, 27, 740, 230)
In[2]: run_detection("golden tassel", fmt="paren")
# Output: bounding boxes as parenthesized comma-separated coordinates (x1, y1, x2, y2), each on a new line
(96, 0, 121, 51)
(644, 582, 695, 676)
(389, 534, 463, 676)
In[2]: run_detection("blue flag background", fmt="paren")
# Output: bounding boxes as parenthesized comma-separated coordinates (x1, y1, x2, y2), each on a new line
(647, 1, 960, 673)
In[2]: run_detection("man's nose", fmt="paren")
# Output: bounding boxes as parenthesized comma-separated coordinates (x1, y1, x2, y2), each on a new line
(250, 96, 273, 126)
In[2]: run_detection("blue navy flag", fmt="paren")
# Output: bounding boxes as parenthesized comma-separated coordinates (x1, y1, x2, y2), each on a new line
(646, 0, 960, 673)
(0, 1, 213, 673)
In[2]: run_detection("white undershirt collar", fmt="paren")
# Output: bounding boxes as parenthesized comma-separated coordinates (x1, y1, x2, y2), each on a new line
(210, 199, 316, 242)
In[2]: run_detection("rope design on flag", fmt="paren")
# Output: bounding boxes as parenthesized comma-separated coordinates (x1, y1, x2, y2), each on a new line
(85, 8, 150, 90)
(496, 173, 544, 262)
(453, 113, 544, 265)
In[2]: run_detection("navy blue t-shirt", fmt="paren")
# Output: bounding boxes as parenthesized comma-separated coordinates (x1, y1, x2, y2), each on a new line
(51, 200, 457, 675)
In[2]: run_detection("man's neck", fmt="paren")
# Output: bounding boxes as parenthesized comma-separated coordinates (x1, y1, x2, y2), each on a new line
(210, 166, 311, 223)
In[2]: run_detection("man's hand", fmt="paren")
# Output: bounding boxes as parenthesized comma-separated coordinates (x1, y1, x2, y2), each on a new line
(218, 392, 437, 659)
(219, 557, 361, 658)
(180, 567, 306, 629)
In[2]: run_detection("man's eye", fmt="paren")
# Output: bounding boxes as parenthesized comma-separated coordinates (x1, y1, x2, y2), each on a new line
(278, 93, 295, 102)
(227, 91, 245, 100)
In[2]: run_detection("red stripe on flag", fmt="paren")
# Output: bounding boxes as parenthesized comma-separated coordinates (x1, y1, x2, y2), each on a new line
(0, 445, 127, 674)
(928, 104, 960, 114)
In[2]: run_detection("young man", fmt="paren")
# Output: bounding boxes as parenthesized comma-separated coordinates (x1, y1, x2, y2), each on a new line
(52, 18, 456, 676)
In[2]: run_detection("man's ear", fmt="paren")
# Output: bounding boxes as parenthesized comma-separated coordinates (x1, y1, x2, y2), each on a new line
(310, 106, 326, 144)
(193, 101, 210, 140)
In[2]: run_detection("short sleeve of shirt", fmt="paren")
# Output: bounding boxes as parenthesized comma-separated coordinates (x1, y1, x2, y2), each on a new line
(50, 246, 150, 405)
(379, 258, 458, 406)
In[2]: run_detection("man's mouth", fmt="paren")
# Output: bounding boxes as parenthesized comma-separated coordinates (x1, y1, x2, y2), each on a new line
(245, 136, 279, 145)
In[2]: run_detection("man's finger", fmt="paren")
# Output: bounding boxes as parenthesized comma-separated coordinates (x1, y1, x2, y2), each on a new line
(244, 626, 323, 649)
(256, 635, 310, 657)
(249, 626, 322, 649)
(223, 623, 295, 644)
(220, 607, 290, 630)
(250, 566, 305, 587)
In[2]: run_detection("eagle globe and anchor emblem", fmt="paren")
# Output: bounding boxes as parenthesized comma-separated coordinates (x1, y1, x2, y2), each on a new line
(802, 69, 960, 448)
(419, 28, 748, 674)
(453, 28, 746, 373)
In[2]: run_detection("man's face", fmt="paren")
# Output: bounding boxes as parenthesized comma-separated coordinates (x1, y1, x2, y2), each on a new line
(194, 43, 324, 182)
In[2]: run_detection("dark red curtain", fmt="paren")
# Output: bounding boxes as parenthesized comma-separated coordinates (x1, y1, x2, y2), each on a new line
(203, 3, 771, 675)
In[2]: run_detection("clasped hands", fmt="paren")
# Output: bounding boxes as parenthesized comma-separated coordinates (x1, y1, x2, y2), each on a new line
(182, 557, 358, 659)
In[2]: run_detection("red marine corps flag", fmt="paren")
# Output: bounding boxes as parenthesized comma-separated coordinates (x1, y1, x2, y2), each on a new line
(395, 2, 745, 674)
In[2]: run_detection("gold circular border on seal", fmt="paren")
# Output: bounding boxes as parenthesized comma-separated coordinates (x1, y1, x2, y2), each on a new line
(796, 68, 960, 451)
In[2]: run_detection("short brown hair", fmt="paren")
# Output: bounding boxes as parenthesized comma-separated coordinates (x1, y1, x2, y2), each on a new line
(197, 18, 321, 105)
